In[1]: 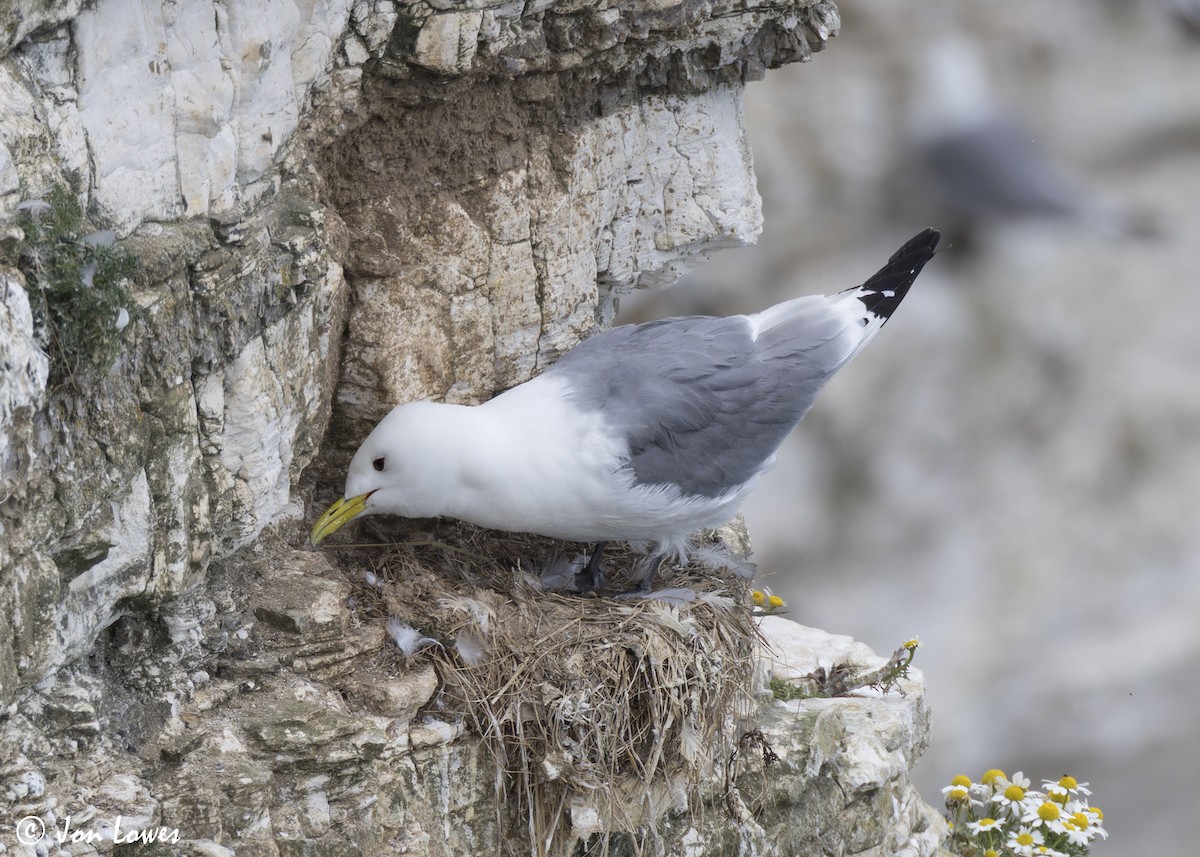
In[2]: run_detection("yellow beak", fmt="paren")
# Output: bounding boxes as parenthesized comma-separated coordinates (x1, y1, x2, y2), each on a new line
(310, 492, 373, 545)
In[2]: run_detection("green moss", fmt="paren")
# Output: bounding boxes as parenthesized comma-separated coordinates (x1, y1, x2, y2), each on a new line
(8, 185, 140, 384)
(769, 676, 811, 701)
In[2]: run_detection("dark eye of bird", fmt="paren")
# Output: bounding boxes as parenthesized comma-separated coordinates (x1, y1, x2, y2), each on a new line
(372, 457, 385, 472)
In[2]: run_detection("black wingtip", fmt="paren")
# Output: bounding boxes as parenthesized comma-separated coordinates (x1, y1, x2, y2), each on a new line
(856, 228, 942, 320)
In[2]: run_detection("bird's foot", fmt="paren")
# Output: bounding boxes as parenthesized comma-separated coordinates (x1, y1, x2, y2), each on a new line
(613, 554, 664, 597)
(573, 542, 609, 594)
(574, 571, 607, 594)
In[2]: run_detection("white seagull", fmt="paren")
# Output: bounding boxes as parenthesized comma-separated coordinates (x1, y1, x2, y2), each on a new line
(312, 229, 941, 592)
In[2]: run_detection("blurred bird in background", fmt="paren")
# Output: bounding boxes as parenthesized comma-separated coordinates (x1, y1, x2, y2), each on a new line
(901, 37, 1157, 251)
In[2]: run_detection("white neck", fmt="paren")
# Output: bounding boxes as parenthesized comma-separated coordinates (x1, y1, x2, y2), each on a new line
(435, 376, 627, 538)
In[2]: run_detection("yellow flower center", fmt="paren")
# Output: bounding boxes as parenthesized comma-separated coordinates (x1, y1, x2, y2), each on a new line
(948, 787, 969, 801)
(1089, 806, 1104, 821)
(752, 590, 765, 606)
(1050, 791, 1069, 805)
(950, 774, 972, 788)
(768, 594, 784, 608)
(1004, 784, 1026, 802)
(1070, 811, 1090, 829)
(1016, 832, 1034, 847)
(978, 818, 997, 828)
(1058, 775, 1078, 790)
(981, 769, 1006, 785)
(985, 851, 999, 857)
(1037, 802, 1061, 822)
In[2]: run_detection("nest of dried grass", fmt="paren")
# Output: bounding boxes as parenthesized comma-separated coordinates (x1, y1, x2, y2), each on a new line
(327, 518, 760, 857)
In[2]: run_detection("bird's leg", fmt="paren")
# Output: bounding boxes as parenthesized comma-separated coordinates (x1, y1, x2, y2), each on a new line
(575, 541, 609, 593)
(632, 553, 666, 593)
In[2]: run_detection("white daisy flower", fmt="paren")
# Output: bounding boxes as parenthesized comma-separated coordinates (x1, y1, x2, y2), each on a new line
(1021, 800, 1067, 833)
(991, 778, 1030, 811)
(1079, 804, 1108, 839)
(1007, 771, 1032, 790)
(966, 816, 1001, 835)
(1006, 825, 1044, 857)
(1043, 775, 1092, 799)
(1062, 810, 1098, 847)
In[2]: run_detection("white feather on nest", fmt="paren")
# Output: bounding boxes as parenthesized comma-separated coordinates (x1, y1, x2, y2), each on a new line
(386, 618, 441, 657)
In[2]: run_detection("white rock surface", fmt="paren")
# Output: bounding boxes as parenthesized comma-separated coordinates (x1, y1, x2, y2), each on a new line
(413, 10, 485, 74)
(736, 617, 946, 857)
(599, 88, 764, 292)
(0, 1, 84, 57)
(0, 277, 49, 504)
(58, 470, 153, 672)
(73, 1, 181, 229)
(15, 0, 354, 231)
(757, 614, 881, 678)
(0, 62, 57, 218)
(215, 259, 346, 551)
(0, 137, 17, 200)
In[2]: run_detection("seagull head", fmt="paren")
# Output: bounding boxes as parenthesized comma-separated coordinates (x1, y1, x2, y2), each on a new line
(309, 402, 463, 544)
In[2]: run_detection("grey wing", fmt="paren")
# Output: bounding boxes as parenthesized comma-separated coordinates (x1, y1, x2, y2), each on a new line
(547, 228, 939, 498)
(549, 312, 855, 498)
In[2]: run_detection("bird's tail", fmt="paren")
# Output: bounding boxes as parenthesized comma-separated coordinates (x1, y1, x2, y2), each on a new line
(841, 227, 942, 323)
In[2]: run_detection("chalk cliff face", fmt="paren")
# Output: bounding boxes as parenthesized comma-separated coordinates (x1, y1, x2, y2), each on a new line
(0, 1, 945, 853)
